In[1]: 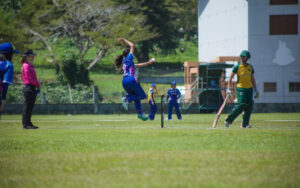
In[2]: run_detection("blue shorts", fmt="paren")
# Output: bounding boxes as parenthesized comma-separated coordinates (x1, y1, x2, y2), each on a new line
(122, 76, 146, 102)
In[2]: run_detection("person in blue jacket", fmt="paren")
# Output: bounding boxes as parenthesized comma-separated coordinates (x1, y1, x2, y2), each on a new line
(166, 81, 182, 120)
(115, 38, 156, 121)
(0, 42, 19, 113)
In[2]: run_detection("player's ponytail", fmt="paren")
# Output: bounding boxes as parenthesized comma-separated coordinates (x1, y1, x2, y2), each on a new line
(114, 48, 130, 70)
(114, 55, 123, 69)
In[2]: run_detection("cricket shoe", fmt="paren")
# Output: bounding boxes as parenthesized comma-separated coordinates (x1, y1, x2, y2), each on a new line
(138, 113, 148, 121)
(225, 121, 230, 128)
(121, 97, 128, 111)
(23, 125, 38, 129)
(30, 123, 39, 129)
(241, 125, 252, 128)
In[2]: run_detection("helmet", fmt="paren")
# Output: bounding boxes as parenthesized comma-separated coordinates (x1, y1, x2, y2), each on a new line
(240, 50, 251, 58)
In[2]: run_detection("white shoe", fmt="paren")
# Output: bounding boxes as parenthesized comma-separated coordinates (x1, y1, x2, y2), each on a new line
(121, 97, 128, 111)
(225, 121, 230, 128)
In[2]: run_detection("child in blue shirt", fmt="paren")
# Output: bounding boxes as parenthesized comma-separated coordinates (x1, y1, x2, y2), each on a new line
(166, 81, 182, 120)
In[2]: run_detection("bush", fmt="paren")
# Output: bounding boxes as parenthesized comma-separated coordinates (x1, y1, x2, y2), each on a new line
(6, 83, 99, 104)
(61, 51, 91, 87)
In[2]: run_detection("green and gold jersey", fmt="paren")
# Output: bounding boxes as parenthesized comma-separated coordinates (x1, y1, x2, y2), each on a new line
(148, 88, 155, 102)
(232, 63, 254, 89)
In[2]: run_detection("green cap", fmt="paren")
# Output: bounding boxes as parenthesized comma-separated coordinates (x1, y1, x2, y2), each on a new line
(240, 50, 251, 58)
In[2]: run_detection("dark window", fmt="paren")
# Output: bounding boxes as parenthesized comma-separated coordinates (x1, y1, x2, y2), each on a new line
(289, 82, 300, 92)
(270, 0, 298, 5)
(270, 15, 298, 35)
(264, 82, 277, 92)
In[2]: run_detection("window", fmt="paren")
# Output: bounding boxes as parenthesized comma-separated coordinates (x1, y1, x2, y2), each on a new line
(270, 15, 298, 35)
(270, 0, 298, 5)
(264, 82, 277, 92)
(289, 82, 300, 92)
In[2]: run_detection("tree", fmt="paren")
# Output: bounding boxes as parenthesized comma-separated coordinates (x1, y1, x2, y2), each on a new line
(111, 0, 199, 61)
(111, 0, 181, 61)
(61, 51, 90, 87)
(0, 0, 27, 50)
(1, 0, 157, 71)
(50, 0, 156, 69)
(168, 0, 198, 41)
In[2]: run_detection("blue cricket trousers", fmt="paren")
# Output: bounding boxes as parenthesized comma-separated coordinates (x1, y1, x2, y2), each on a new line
(122, 76, 146, 114)
(168, 100, 182, 120)
(148, 100, 157, 120)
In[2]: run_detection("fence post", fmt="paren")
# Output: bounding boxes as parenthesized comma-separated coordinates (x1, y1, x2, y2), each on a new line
(93, 85, 99, 114)
(41, 92, 46, 104)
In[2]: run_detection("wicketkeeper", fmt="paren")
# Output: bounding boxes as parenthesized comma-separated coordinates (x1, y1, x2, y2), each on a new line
(225, 50, 259, 128)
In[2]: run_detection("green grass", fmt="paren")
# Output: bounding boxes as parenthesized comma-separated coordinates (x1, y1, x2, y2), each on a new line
(0, 113, 300, 187)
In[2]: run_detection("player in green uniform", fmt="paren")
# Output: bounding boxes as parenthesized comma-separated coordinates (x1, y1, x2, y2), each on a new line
(225, 50, 259, 128)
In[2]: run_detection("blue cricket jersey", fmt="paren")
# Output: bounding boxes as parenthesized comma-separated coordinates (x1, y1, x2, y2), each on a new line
(166, 88, 181, 102)
(122, 53, 135, 77)
(0, 60, 14, 85)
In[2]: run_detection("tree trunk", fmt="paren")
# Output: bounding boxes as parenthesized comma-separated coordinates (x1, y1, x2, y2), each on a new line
(87, 49, 107, 70)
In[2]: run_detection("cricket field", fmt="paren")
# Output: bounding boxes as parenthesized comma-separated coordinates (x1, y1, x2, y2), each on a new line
(0, 113, 299, 188)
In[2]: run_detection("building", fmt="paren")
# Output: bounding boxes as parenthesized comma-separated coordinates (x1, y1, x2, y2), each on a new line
(198, 0, 300, 103)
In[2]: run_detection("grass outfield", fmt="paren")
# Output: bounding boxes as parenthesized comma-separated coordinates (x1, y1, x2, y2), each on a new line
(0, 113, 300, 188)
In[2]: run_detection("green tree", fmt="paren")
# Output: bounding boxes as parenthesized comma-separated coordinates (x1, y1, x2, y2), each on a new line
(112, 0, 180, 61)
(0, 0, 27, 50)
(111, 0, 199, 61)
(5, 0, 157, 70)
(61, 51, 90, 87)
(168, 0, 198, 41)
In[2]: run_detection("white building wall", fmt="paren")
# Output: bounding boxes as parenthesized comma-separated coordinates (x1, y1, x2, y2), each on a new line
(198, 0, 248, 62)
(198, 0, 300, 103)
(248, 0, 300, 103)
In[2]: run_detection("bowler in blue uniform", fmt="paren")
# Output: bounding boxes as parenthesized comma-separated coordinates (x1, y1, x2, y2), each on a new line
(166, 82, 182, 120)
(115, 37, 156, 121)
